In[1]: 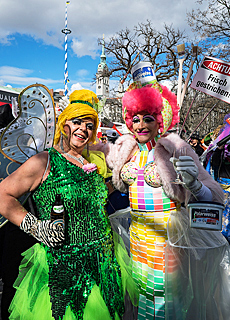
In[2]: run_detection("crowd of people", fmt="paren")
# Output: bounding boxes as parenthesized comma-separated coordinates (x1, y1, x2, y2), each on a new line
(1, 62, 230, 320)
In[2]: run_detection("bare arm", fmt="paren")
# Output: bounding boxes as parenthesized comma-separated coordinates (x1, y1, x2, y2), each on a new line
(0, 151, 49, 226)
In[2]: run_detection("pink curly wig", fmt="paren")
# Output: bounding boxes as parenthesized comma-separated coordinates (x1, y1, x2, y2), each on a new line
(122, 84, 179, 134)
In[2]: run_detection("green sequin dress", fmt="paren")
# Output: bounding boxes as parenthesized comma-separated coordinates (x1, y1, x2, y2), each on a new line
(9, 148, 132, 320)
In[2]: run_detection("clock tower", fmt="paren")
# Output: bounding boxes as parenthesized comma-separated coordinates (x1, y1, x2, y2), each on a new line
(96, 35, 109, 100)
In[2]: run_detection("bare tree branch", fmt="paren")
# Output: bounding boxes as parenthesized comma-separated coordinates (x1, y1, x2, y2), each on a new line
(187, 0, 230, 59)
(97, 22, 189, 83)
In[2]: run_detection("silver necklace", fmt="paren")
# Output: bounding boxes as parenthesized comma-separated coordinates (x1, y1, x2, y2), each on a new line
(64, 152, 85, 165)
(60, 133, 85, 165)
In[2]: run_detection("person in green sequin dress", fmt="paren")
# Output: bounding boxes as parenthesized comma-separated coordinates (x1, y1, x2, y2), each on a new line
(0, 89, 137, 320)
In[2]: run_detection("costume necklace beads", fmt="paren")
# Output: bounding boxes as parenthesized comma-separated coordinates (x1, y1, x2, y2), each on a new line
(63, 152, 85, 165)
(60, 134, 85, 165)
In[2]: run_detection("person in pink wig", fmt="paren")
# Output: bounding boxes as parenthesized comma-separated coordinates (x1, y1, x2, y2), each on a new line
(97, 76, 230, 320)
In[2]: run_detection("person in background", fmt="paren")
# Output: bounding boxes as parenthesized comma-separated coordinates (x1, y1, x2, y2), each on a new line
(189, 133, 205, 157)
(0, 89, 138, 320)
(100, 133, 108, 144)
(205, 114, 230, 244)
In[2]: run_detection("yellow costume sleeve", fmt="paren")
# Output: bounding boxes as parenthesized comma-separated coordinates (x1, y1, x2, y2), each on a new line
(82, 150, 112, 179)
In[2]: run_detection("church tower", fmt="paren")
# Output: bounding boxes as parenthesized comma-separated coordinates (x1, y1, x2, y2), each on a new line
(96, 35, 109, 100)
(117, 80, 124, 99)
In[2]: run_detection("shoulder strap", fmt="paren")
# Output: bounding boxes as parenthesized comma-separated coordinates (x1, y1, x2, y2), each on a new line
(41, 152, 50, 182)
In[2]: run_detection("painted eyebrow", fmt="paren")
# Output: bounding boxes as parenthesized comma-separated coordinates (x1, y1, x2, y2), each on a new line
(70, 118, 81, 123)
(143, 115, 156, 120)
(71, 118, 94, 123)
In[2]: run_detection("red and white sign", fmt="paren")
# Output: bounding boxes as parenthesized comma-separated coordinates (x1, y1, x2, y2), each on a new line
(190, 56, 230, 104)
(0, 89, 19, 107)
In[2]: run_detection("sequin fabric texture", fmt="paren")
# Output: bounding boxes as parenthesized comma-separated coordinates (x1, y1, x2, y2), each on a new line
(121, 143, 177, 320)
(32, 148, 124, 320)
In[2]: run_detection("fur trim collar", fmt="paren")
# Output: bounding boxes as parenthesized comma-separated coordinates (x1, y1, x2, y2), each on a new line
(105, 133, 224, 204)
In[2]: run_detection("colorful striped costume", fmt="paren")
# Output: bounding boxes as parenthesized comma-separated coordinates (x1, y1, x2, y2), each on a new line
(113, 133, 230, 320)
(121, 141, 178, 320)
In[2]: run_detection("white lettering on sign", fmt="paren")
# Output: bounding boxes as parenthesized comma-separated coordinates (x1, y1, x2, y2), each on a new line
(191, 56, 230, 104)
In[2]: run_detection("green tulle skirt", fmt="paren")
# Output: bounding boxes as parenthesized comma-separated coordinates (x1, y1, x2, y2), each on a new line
(9, 233, 138, 320)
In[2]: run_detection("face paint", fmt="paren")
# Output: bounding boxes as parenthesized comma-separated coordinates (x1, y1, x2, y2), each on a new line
(132, 113, 159, 144)
(71, 118, 95, 131)
(64, 117, 95, 153)
(143, 115, 156, 123)
(132, 115, 156, 124)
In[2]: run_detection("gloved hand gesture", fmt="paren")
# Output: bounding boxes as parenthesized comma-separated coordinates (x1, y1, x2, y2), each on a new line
(20, 212, 64, 247)
(170, 155, 202, 194)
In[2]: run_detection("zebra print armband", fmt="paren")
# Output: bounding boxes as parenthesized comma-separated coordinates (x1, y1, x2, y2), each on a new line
(20, 212, 64, 247)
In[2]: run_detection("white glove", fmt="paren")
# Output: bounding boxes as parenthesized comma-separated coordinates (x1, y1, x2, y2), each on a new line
(20, 212, 64, 247)
(170, 155, 202, 194)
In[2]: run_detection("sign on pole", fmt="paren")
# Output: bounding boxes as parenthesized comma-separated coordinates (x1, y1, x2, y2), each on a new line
(190, 56, 230, 104)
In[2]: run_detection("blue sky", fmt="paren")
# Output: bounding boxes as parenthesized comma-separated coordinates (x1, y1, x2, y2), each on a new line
(0, 33, 98, 91)
(0, 0, 207, 94)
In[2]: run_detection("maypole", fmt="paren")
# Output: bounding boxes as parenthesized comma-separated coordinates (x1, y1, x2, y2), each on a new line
(62, 1, 71, 97)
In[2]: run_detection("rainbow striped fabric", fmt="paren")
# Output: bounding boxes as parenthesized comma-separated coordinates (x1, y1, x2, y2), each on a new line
(128, 144, 178, 319)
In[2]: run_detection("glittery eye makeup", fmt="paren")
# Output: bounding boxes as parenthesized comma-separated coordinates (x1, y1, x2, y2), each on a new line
(143, 115, 156, 123)
(71, 118, 82, 125)
(132, 116, 140, 123)
(71, 118, 95, 130)
(85, 123, 94, 131)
